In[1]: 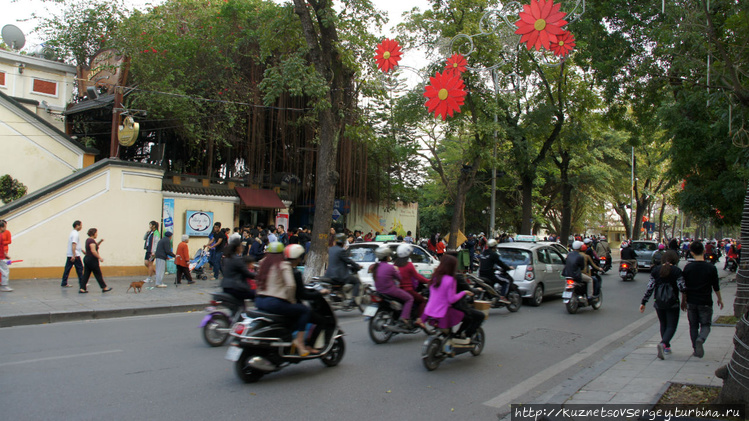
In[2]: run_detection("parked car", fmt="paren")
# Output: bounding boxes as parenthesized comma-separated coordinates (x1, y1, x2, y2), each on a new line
(495, 242, 567, 306)
(630, 240, 659, 270)
(346, 242, 439, 288)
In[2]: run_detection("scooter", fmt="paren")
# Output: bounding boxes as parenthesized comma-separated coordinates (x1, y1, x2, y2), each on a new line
(200, 292, 248, 347)
(421, 325, 485, 371)
(598, 255, 611, 273)
(725, 257, 738, 272)
(225, 288, 345, 383)
(364, 290, 431, 344)
(313, 275, 372, 312)
(706, 252, 719, 265)
(619, 261, 637, 281)
(563, 274, 603, 314)
(465, 272, 521, 312)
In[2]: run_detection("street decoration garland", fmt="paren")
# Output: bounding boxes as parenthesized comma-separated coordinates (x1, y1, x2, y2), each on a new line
(514, 0, 575, 57)
(374, 38, 403, 73)
(423, 71, 467, 120)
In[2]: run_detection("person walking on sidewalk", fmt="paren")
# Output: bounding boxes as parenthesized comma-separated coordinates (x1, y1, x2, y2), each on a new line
(152, 231, 176, 288)
(62, 220, 84, 288)
(79, 228, 112, 293)
(143, 221, 160, 283)
(639, 250, 686, 359)
(681, 241, 724, 358)
(0, 220, 13, 292)
(174, 234, 193, 285)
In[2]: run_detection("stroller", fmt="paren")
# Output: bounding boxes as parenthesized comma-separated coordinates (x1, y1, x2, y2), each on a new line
(190, 247, 211, 280)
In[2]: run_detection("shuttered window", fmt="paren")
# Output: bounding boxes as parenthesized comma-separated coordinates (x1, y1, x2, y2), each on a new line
(32, 78, 57, 96)
(0, 72, 5, 87)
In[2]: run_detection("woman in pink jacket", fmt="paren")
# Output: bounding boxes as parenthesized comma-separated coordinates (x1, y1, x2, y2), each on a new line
(423, 255, 474, 342)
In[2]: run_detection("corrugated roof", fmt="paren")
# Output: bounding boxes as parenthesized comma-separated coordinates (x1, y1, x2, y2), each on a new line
(162, 182, 238, 197)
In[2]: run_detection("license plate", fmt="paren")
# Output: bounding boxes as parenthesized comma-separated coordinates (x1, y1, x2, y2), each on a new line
(562, 291, 572, 299)
(620, 271, 627, 277)
(363, 305, 378, 317)
(225, 346, 242, 362)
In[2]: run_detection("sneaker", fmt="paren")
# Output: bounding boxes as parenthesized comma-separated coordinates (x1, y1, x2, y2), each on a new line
(664, 347, 672, 355)
(657, 343, 665, 360)
(147, 286, 155, 290)
(453, 337, 471, 345)
(694, 338, 705, 358)
(0, 286, 13, 292)
(144, 277, 152, 283)
(155, 284, 167, 288)
(498, 296, 511, 305)
(187, 281, 195, 284)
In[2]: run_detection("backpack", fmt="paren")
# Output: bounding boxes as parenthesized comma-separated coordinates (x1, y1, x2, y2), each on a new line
(654, 281, 678, 308)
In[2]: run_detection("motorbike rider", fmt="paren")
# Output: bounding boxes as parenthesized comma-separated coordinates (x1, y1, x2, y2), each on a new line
(620, 240, 638, 270)
(220, 237, 256, 301)
(393, 243, 430, 329)
(286, 244, 331, 350)
(705, 241, 716, 262)
(477, 239, 512, 304)
(562, 241, 596, 299)
(652, 244, 666, 266)
(583, 238, 598, 261)
(725, 244, 739, 270)
(596, 235, 612, 263)
(580, 244, 603, 296)
(324, 233, 362, 306)
(371, 246, 414, 329)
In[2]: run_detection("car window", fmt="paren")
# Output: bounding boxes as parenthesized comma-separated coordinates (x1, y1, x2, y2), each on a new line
(497, 249, 532, 266)
(536, 248, 551, 264)
(632, 242, 657, 252)
(410, 247, 429, 264)
(348, 247, 376, 263)
(549, 250, 565, 265)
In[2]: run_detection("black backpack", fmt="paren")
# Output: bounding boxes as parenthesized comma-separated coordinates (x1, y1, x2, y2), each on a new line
(654, 281, 678, 308)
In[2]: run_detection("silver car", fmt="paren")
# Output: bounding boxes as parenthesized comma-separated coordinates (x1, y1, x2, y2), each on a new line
(495, 242, 567, 306)
(631, 241, 659, 270)
(346, 242, 439, 289)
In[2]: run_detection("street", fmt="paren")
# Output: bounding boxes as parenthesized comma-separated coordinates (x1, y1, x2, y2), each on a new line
(0, 266, 723, 421)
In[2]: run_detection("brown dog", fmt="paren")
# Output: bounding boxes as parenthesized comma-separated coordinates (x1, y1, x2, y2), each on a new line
(127, 281, 145, 293)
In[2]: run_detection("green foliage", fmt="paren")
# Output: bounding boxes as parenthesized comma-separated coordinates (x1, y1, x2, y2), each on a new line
(0, 175, 27, 205)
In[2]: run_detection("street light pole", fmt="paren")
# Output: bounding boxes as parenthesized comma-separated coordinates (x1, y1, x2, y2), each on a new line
(630, 146, 635, 240)
(490, 70, 498, 240)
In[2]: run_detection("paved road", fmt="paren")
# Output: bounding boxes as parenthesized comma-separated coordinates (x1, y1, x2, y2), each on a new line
(1, 267, 675, 421)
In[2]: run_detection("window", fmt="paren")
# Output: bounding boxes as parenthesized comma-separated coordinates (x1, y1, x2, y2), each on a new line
(32, 78, 57, 96)
(0, 71, 5, 87)
(496, 249, 532, 266)
(410, 247, 429, 264)
(536, 248, 551, 264)
(348, 246, 376, 263)
(549, 250, 565, 265)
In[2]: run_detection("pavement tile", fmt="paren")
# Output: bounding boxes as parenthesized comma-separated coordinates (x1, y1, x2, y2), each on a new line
(607, 391, 654, 405)
(568, 390, 617, 403)
(582, 376, 632, 392)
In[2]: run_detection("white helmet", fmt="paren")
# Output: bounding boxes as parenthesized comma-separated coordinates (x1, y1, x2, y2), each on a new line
(487, 239, 498, 248)
(375, 246, 392, 260)
(572, 241, 583, 250)
(583, 238, 592, 244)
(284, 244, 305, 260)
(396, 243, 413, 258)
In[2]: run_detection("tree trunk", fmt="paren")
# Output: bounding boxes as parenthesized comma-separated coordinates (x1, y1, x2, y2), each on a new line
(658, 196, 666, 240)
(520, 175, 534, 235)
(671, 215, 678, 239)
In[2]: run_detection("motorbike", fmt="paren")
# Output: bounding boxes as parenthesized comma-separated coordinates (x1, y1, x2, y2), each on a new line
(225, 288, 345, 383)
(364, 290, 431, 344)
(313, 275, 372, 313)
(200, 292, 248, 347)
(465, 272, 521, 312)
(563, 273, 603, 314)
(421, 325, 486, 371)
(598, 255, 612, 273)
(706, 252, 719, 265)
(619, 260, 637, 281)
(725, 257, 738, 272)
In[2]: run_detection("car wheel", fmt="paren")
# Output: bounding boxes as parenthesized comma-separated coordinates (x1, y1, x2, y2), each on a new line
(528, 284, 543, 307)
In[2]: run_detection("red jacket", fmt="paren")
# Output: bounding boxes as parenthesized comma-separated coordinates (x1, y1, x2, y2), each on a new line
(0, 230, 10, 260)
(397, 262, 429, 292)
(175, 241, 190, 267)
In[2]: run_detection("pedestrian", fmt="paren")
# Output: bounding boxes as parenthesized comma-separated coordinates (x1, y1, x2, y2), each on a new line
(143, 221, 160, 283)
(62, 220, 84, 288)
(79, 228, 112, 293)
(206, 223, 226, 279)
(327, 227, 336, 247)
(152, 231, 176, 288)
(0, 220, 13, 292)
(639, 250, 685, 359)
(681, 241, 724, 358)
(174, 234, 194, 285)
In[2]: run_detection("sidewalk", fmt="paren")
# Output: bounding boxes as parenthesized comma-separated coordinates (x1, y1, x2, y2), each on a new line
(0, 274, 217, 327)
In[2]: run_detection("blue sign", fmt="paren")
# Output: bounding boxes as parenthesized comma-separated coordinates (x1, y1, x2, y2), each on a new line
(185, 211, 213, 236)
(163, 198, 175, 236)
(332, 209, 341, 221)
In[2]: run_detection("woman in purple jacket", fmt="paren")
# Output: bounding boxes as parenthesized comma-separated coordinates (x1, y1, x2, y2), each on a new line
(371, 246, 414, 329)
(423, 255, 475, 344)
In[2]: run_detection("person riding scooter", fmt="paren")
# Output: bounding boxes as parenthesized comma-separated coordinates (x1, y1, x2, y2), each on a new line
(620, 241, 638, 269)
(324, 233, 362, 306)
(563, 241, 595, 299)
(477, 239, 512, 304)
(580, 244, 603, 296)
(372, 246, 414, 329)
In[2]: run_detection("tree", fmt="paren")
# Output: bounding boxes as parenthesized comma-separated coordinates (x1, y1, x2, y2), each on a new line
(0, 175, 27, 205)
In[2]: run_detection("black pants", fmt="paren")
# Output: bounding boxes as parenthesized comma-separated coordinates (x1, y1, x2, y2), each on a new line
(453, 297, 484, 337)
(62, 257, 83, 286)
(81, 257, 107, 290)
(687, 304, 713, 348)
(655, 306, 680, 347)
(176, 265, 193, 284)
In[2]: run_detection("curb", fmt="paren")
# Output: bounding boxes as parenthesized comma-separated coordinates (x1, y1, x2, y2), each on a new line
(0, 303, 204, 328)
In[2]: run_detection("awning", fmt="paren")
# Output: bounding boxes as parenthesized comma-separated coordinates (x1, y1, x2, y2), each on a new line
(235, 187, 285, 209)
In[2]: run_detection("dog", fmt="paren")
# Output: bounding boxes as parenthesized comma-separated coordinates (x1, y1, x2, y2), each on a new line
(127, 281, 145, 293)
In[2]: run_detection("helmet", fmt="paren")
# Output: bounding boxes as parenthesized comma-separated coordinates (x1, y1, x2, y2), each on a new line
(572, 241, 583, 250)
(375, 246, 392, 260)
(599, 235, 606, 241)
(335, 233, 347, 245)
(267, 241, 285, 254)
(487, 239, 498, 248)
(284, 244, 305, 260)
(658, 244, 665, 250)
(622, 241, 630, 247)
(583, 238, 592, 244)
(581, 244, 588, 251)
(396, 243, 413, 258)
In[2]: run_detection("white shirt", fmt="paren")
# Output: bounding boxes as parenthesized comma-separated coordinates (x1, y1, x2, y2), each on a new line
(268, 233, 278, 243)
(67, 229, 82, 257)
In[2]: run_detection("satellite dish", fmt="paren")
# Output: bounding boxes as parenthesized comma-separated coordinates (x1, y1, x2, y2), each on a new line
(118, 116, 140, 147)
(1, 24, 26, 51)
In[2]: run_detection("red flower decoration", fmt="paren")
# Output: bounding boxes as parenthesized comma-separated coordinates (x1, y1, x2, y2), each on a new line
(374, 39, 402, 73)
(514, 0, 568, 51)
(549, 30, 575, 57)
(444, 54, 467, 77)
(423, 71, 467, 120)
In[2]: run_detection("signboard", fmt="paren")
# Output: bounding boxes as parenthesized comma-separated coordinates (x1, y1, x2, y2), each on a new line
(515, 235, 538, 243)
(375, 235, 397, 242)
(162, 198, 175, 236)
(276, 213, 289, 231)
(185, 211, 213, 236)
(332, 209, 341, 221)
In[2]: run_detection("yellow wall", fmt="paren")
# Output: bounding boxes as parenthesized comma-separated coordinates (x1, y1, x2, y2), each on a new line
(3, 164, 165, 279)
(167, 194, 238, 251)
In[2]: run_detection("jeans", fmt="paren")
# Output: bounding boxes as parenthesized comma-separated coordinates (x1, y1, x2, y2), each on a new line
(210, 251, 223, 278)
(255, 295, 310, 332)
(655, 307, 680, 347)
(687, 304, 713, 348)
(62, 257, 83, 286)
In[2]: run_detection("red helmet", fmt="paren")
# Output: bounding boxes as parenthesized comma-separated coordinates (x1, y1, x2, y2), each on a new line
(581, 244, 588, 251)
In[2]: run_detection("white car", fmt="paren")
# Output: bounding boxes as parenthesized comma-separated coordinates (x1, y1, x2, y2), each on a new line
(346, 242, 439, 289)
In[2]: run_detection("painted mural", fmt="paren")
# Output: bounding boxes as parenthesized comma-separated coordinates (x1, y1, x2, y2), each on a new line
(348, 201, 418, 237)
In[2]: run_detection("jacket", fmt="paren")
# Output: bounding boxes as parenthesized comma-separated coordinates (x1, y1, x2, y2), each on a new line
(175, 241, 190, 267)
(220, 255, 255, 293)
(324, 245, 358, 280)
(423, 275, 466, 329)
(154, 237, 175, 260)
(562, 251, 585, 281)
(256, 261, 296, 303)
(397, 262, 429, 292)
